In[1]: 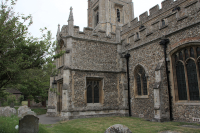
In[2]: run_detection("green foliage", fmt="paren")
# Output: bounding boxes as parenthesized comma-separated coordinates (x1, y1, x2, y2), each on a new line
(7, 95, 16, 104)
(19, 95, 24, 104)
(0, 0, 63, 99)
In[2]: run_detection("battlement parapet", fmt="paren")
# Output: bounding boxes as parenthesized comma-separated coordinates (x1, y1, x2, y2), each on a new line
(121, 0, 200, 51)
(121, 0, 192, 34)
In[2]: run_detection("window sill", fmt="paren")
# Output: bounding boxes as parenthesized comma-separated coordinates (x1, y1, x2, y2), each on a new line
(87, 103, 102, 107)
(135, 95, 149, 99)
(175, 101, 200, 106)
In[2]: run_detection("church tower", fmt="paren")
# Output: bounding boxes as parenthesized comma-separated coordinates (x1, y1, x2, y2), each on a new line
(88, 0, 134, 35)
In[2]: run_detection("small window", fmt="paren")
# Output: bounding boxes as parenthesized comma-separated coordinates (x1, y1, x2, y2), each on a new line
(96, 12, 99, 26)
(179, 51, 183, 61)
(162, 19, 165, 27)
(135, 66, 148, 96)
(117, 9, 120, 22)
(87, 79, 102, 103)
(136, 32, 139, 39)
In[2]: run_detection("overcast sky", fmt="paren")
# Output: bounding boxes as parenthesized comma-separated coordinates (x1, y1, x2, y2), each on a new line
(13, 0, 164, 39)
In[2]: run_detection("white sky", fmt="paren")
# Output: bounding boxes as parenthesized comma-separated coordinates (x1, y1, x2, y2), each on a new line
(13, 0, 164, 39)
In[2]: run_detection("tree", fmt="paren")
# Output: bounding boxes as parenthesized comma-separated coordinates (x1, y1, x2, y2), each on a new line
(0, 0, 60, 98)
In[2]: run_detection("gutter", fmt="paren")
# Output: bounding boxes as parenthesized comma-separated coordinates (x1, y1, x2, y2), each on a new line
(159, 39, 173, 121)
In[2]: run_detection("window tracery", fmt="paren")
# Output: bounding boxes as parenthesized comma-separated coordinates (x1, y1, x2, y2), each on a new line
(173, 46, 200, 101)
(135, 66, 148, 96)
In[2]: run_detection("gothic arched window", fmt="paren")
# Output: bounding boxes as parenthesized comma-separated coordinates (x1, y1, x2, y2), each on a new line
(174, 47, 200, 101)
(135, 66, 148, 96)
(117, 9, 120, 22)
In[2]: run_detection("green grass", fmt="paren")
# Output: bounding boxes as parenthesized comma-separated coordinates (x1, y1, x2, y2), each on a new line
(31, 108, 47, 115)
(0, 115, 48, 133)
(21, 101, 27, 106)
(40, 117, 200, 133)
(0, 116, 200, 133)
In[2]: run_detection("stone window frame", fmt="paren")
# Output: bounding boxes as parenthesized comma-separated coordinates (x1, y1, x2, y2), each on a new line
(92, 5, 99, 28)
(159, 18, 168, 30)
(115, 4, 123, 24)
(57, 39, 65, 68)
(85, 77, 104, 106)
(133, 65, 149, 99)
(134, 32, 140, 42)
(172, 45, 200, 103)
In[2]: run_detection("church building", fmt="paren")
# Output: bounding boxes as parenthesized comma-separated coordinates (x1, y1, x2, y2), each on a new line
(47, 0, 200, 122)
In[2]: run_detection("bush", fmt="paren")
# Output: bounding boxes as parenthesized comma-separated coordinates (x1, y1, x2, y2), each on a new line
(19, 95, 24, 104)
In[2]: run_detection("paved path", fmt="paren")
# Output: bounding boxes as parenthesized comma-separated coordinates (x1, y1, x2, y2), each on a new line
(37, 114, 60, 124)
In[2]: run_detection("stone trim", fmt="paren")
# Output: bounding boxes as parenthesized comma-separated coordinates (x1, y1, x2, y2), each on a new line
(121, 0, 187, 35)
(175, 102, 200, 106)
(65, 68, 126, 74)
(62, 36, 119, 45)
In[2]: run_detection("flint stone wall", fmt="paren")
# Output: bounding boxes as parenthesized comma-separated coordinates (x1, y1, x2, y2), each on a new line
(121, 0, 200, 122)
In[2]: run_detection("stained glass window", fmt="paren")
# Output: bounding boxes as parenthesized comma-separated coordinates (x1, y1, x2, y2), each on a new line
(185, 49, 189, 60)
(186, 59, 200, 100)
(176, 61, 187, 100)
(137, 73, 141, 95)
(175, 54, 178, 62)
(94, 81, 99, 103)
(142, 74, 147, 95)
(87, 81, 92, 103)
(179, 52, 183, 61)
(136, 66, 147, 96)
(190, 47, 195, 58)
(197, 47, 200, 57)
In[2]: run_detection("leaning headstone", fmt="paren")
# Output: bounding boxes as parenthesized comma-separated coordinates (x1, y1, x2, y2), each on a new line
(18, 105, 32, 117)
(105, 124, 132, 133)
(1, 106, 16, 117)
(21, 110, 36, 118)
(19, 115, 39, 133)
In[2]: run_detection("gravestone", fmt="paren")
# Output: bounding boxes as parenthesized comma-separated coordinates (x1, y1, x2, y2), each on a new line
(21, 110, 36, 118)
(105, 124, 132, 133)
(1, 106, 16, 117)
(18, 105, 32, 117)
(19, 115, 39, 133)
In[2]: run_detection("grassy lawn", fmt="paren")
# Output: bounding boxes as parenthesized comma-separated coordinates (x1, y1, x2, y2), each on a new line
(21, 101, 27, 106)
(0, 116, 200, 133)
(31, 108, 47, 115)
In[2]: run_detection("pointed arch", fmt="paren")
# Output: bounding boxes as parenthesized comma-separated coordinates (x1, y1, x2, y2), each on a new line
(134, 65, 148, 96)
